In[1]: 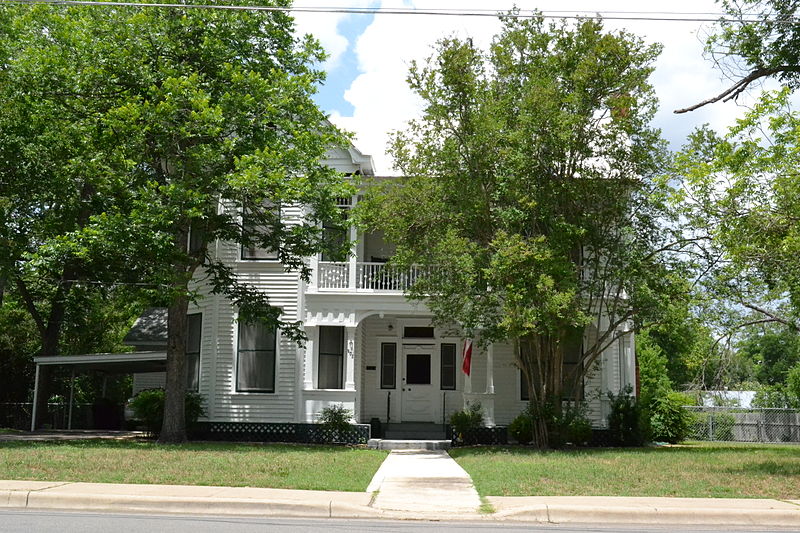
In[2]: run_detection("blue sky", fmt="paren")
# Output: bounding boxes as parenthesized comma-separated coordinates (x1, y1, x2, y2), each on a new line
(313, 12, 375, 117)
(294, 1, 766, 174)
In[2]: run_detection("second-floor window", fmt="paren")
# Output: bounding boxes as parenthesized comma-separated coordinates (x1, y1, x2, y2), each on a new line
(241, 200, 279, 260)
(321, 198, 350, 262)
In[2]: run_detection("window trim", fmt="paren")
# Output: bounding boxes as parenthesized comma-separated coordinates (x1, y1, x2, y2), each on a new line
(235, 318, 278, 394)
(440, 343, 456, 390)
(380, 342, 397, 390)
(317, 326, 345, 390)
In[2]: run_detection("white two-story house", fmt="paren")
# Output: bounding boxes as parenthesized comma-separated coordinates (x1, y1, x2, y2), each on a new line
(31, 143, 636, 436)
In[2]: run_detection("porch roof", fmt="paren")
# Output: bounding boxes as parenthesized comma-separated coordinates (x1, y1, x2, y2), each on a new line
(33, 351, 167, 374)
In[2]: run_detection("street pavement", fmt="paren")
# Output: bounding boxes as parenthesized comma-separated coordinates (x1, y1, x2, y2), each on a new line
(0, 432, 799, 527)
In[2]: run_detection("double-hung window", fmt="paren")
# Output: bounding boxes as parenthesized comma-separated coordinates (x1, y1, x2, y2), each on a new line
(520, 332, 584, 401)
(241, 200, 279, 260)
(380, 343, 396, 389)
(186, 313, 202, 391)
(440, 343, 456, 390)
(318, 326, 344, 389)
(321, 199, 350, 262)
(237, 320, 277, 393)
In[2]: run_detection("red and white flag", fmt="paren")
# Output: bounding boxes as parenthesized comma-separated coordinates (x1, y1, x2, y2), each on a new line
(461, 338, 473, 376)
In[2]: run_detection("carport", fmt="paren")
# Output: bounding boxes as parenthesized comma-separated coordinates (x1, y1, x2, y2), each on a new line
(31, 351, 166, 431)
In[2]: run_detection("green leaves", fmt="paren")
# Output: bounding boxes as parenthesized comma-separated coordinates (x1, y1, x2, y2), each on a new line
(359, 12, 679, 446)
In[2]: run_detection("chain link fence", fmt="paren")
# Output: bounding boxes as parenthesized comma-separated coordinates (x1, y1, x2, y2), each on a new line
(685, 406, 800, 443)
(0, 402, 97, 431)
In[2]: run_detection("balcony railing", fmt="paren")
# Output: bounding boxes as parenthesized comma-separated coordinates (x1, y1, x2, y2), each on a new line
(316, 261, 432, 292)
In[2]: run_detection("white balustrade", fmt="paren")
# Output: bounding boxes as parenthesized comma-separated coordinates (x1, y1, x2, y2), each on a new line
(316, 261, 433, 292)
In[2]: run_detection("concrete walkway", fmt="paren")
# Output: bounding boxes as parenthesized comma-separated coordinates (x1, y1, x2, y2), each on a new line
(366, 450, 482, 516)
(2, 479, 799, 526)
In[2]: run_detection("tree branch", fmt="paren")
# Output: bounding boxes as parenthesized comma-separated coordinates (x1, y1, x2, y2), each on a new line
(739, 301, 799, 331)
(674, 66, 800, 114)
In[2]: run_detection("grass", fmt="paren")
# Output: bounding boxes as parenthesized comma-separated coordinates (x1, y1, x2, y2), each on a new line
(0, 440, 388, 492)
(450, 441, 800, 499)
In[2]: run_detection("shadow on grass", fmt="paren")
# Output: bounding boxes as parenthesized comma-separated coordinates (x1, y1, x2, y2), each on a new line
(0, 439, 378, 455)
(448, 442, 800, 460)
(723, 460, 800, 476)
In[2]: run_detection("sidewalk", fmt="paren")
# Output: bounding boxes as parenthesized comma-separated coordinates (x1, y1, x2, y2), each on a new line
(2, 478, 800, 526)
(1, 445, 800, 526)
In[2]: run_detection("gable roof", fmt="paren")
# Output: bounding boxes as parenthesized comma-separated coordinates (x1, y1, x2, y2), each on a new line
(122, 307, 167, 347)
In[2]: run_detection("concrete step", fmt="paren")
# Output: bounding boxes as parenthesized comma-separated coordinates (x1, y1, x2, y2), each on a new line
(381, 423, 447, 441)
(367, 439, 451, 450)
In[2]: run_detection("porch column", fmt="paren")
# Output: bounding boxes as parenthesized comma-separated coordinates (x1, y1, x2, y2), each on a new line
(348, 225, 358, 290)
(30, 364, 41, 432)
(309, 254, 319, 289)
(67, 368, 75, 430)
(303, 326, 317, 389)
(344, 326, 357, 390)
(486, 342, 495, 394)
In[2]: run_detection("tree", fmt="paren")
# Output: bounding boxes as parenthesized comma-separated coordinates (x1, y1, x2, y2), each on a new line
(358, 14, 685, 448)
(1, 3, 349, 442)
(738, 323, 800, 385)
(676, 0, 800, 113)
(674, 90, 800, 335)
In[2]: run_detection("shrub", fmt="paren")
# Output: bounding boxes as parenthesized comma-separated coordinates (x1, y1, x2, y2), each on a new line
(607, 386, 650, 446)
(555, 404, 592, 447)
(129, 388, 205, 437)
(450, 402, 484, 440)
(648, 392, 692, 443)
(318, 404, 353, 434)
(508, 409, 533, 444)
(509, 403, 591, 447)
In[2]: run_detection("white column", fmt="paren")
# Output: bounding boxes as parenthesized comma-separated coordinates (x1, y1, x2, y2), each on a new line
(486, 342, 495, 394)
(67, 368, 75, 430)
(348, 226, 358, 290)
(309, 254, 319, 289)
(30, 364, 41, 432)
(303, 326, 317, 389)
(344, 326, 357, 390)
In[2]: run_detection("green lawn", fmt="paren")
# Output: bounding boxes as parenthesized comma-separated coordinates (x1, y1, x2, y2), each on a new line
(0, 440, 388, 492)
(450, 442, 800, 499)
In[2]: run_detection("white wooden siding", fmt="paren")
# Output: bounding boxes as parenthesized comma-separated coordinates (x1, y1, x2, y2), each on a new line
(132, 372, 166, 394)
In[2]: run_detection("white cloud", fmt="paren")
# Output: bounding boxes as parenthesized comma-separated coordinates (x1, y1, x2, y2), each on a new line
(292, 0, 374, 71)
(321, 0, 764, 173)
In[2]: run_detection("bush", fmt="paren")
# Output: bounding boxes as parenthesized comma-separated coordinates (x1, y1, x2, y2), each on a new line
(129, 388, 205, 437)
(509, 409, 533, 444)
(554, 404, 592, 447)
(318, 404, 352, 433)
(509, 403, 591, 447)
(450, 402, 484, 439)
(648, 392, 692, 443)
(607, 386, 650, 446)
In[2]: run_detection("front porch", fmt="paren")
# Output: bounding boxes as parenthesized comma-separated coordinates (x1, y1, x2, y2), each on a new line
(298, 314, 500, 430)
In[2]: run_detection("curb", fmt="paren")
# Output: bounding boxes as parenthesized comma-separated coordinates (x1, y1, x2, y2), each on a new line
(3, 487, 800, 527)
(2, 489, 382, 519)
(490, 499, 800, 528)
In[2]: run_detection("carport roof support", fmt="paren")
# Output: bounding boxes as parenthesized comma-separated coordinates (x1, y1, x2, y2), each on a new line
(30, 351, 167, 431)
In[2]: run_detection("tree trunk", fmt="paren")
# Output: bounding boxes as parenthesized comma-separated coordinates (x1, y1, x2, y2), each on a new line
(518, 332, 566, 449)
(159, 290, 189, 444)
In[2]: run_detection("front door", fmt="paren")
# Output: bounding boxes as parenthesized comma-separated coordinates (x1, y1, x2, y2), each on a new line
(401, 345, 435, 421)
